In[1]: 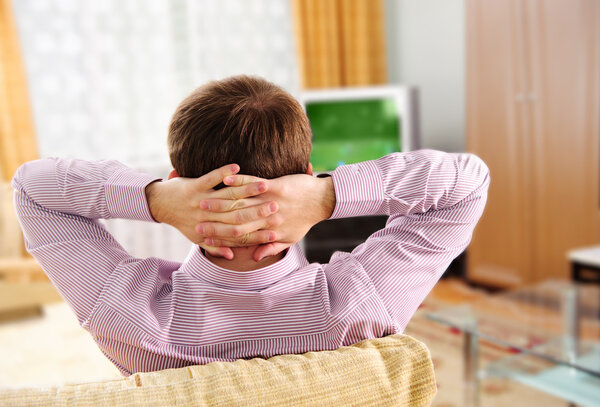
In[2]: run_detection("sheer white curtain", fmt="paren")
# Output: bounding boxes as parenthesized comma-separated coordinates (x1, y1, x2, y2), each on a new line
(13, 0, 300, 261)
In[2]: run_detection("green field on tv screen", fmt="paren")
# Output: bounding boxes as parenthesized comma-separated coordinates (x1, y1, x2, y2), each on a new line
(306, 98, 401, 171)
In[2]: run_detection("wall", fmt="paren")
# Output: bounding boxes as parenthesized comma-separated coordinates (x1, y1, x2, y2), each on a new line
(385, 0, 465, 152)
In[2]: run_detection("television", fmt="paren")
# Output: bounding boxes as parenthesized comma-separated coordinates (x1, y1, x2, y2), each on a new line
(300, 86, 420, 172)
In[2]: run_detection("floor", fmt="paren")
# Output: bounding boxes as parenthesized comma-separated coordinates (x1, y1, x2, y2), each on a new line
(0, 279, 577, 406)
(0, 298, 122, 388)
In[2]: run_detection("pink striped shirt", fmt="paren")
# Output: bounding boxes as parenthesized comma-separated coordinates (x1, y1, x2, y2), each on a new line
(12, 150, 489, 376)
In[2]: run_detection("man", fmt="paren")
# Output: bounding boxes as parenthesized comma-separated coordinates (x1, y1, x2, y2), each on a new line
(12, 75, 489, 376)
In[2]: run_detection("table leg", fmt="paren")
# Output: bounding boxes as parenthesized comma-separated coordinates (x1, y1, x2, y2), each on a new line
(463, 329, 480, 407)
(563, 286, 580, 407)
(562, 286, 580, 368)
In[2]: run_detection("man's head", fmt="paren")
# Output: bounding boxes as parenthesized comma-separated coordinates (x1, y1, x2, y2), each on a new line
(168, 75, 312, 181)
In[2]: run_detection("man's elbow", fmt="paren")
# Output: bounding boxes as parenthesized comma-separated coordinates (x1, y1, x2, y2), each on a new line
(10, 158, 57, 192)
(459, 153, 490, 190)
(10, 159, 40, 190)
(10, 163, 26, 191)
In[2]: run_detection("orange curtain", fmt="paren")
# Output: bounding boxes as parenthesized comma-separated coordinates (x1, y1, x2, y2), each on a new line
(0, 0, 40, 271)
(292, 0, 387, 89)
(0, 0, 38, 182)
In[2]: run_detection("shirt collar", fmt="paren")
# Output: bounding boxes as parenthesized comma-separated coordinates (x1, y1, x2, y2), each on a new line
(179, 244, 309, 290)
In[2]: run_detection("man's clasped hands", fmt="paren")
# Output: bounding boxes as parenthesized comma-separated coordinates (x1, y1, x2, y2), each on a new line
(145, 164, 336, 262)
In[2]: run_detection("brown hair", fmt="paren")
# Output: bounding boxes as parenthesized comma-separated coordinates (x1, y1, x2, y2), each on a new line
(167, 75, 312, 181)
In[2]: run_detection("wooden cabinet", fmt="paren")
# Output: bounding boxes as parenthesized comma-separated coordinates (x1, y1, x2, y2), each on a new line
(466, 0, 600, 287)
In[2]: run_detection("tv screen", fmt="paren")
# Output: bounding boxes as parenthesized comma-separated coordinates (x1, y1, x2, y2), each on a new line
(306, 98, 401, 172)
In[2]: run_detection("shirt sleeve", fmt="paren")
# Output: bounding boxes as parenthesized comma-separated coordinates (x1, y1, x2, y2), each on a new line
(11, 158, 162, 325)
(327, 149, 490, 330)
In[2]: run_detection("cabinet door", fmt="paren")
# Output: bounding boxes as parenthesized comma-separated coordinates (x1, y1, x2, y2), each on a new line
(466, 0, 533, 287)
(526, 0, 600, 281)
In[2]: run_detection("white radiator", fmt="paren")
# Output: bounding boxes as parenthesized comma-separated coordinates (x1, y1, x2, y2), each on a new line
(103, 218, 192, 263)
(102, 161, 192, 263)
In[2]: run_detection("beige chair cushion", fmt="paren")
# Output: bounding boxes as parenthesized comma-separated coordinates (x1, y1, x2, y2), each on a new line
(0, 334, 436, 406)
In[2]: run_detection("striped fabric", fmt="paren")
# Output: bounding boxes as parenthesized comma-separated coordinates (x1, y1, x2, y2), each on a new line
(11, 150, 489, 376)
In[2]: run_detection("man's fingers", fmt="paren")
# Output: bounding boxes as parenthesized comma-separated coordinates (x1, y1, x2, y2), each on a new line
(198, 164, 240, 189)
(253, 243, 290, 262)
(202, 201, 278, 223)
(223, 174, 267, 187)
(212, 181, 268, 200)
(200, 197, 268, 213)
(204, 230, 277, 247)
(201, 245, 235, 260)
(200, 198, 248, 212)
(198, 214, 282, 237)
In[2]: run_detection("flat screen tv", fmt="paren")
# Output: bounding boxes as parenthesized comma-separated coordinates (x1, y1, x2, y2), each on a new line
(300, 86, 420, 172)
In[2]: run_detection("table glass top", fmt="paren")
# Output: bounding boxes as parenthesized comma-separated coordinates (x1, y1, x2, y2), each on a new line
(426, 280, 600, 377)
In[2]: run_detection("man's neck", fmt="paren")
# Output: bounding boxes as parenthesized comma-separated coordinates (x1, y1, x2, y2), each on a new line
(205, 246, 285, 271)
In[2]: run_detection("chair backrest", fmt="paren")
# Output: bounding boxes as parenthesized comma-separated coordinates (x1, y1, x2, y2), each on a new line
(0, 182, 21, 258)
(0, 334, 436, 407)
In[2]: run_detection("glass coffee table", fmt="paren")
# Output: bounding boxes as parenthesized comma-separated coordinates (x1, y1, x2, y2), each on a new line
(426, 280, 600, 407)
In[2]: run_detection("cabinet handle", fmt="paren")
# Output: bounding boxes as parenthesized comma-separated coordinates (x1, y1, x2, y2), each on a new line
(515, 93, 526, 102)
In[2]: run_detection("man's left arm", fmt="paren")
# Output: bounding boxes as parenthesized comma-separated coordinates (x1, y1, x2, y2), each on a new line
(11, 158, 162, 325)
(11, 158, 276, 326)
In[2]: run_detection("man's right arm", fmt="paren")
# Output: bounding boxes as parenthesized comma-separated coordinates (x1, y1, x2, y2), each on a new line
(326, 150, 489, 329)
